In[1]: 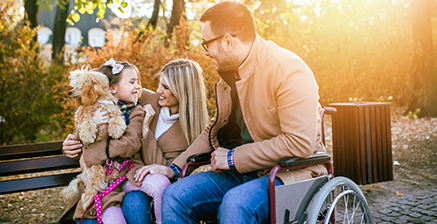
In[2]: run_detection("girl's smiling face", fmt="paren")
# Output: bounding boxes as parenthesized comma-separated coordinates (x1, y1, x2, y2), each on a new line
(156, 77, 179, 115)
(111, 68, 141, 102)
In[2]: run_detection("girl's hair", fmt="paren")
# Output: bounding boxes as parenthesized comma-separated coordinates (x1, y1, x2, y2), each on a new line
(159, 59, 209, 144)
(97, 60, 142, 90)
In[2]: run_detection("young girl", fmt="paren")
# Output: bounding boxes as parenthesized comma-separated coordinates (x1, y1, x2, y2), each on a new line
(59, 59, 144, 224)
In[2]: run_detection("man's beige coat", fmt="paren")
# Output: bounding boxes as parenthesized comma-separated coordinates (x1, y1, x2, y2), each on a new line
(173, 35, 327, 184)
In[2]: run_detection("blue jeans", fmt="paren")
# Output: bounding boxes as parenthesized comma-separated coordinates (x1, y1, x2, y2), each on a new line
(121, 190, 154, 224)
(76, 219, 96, 224)
(161, 169, 283, 224)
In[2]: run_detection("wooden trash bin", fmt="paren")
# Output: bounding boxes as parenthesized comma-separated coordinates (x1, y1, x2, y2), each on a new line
(328, 102, 393, 185)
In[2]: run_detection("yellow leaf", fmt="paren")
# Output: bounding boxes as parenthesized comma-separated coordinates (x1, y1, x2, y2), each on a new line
(72, 13, 80, 22)
(118, 7, 124, 14)
(97, 10, 104, 19)
(396, 191, 403, 196)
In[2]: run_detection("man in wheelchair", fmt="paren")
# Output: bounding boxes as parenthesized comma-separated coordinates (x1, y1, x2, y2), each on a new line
(161, 1, 328, 223)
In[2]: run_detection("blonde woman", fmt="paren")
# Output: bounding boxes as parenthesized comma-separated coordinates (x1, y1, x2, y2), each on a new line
(121, 58, 210, 224)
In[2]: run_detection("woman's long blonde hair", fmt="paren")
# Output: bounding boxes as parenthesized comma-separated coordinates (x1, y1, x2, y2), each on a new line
(159, 59, 209, 144)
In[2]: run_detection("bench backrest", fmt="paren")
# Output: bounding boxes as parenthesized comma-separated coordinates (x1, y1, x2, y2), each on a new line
(0, 141, 80, 194)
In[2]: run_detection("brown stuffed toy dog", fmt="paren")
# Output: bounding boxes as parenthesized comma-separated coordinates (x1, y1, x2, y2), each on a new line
(61, 68, 126, 210)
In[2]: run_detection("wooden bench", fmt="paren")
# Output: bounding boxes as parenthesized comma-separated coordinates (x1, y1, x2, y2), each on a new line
(0, 141, 79, 224)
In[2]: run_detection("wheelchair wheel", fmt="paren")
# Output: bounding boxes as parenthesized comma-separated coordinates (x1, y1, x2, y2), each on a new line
(306, 176, 373, 224)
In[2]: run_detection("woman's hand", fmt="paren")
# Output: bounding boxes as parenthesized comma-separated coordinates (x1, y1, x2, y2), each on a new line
(142, 104, 156, 137)
(92, 107, 109, 126)
(62, 134, 82, 158)
(79, 155, 87, 171)
(134, 164, 174, 182)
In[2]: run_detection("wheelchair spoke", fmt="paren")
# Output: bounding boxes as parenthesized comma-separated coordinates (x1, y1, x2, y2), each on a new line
(338, 191, 367, 224)
(348, 197, 361, 224)
(342, 193, 349, 223)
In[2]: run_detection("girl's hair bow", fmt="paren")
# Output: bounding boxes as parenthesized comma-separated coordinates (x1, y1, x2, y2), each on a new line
(104, 58, 124, 75)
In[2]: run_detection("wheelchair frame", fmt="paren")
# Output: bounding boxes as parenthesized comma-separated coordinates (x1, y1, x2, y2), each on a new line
(181, 107, 373, 224)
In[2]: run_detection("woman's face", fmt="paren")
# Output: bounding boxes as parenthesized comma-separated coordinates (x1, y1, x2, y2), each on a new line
(156, 77, 179, 115)
(111, 68, 141, 102)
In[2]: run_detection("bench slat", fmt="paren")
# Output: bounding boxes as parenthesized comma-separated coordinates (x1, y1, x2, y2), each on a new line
(0, 141, 80, 223)
(0, 172, 80, 194)
(0, 141, 64, 160)
(0, 156, 79, 176)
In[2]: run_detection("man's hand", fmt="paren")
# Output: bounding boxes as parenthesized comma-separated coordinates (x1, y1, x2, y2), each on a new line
(62, 134, 82, 158)
(211, 147, 230, 172)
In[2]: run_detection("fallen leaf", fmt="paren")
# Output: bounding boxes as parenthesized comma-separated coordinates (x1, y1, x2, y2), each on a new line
(396, 191, 403, 196)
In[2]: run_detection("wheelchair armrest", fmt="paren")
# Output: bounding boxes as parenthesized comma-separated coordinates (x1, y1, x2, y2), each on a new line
(186, 153, 212, 163)
(323, 106, 337, 115)
(181, 153, 211, 178)
(278, 152, 331, 167)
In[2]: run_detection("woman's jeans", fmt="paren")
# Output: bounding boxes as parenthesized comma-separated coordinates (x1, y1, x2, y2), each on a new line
(121, 190, 154, 224)
(161, 169, 283, 224)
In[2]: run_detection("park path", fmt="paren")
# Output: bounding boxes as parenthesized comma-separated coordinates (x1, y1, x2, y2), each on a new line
(369, 188, 437, 223)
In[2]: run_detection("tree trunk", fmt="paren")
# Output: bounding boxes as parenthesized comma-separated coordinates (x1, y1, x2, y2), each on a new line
(52, 0, 70, 65)
(147, 0, 161, 30)
(24, 0, 38, 44)
(406, 0, 436, 117)
(165, 0, 185, 47)
(137, 0, 160, 41)
(24, 0, 38, 29)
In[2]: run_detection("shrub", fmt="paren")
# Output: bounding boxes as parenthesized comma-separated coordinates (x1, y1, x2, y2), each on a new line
(0, 0, 69, 145)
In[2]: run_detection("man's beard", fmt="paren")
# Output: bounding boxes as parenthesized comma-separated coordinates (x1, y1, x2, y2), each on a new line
(215, 51, 238, 73)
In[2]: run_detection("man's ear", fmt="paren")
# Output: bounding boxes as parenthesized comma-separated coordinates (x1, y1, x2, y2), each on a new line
(223, 34, 235, 51)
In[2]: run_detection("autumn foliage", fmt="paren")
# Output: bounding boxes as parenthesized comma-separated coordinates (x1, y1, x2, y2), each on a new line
(2, 0, 437, 144)
(0, 1, 70, 145)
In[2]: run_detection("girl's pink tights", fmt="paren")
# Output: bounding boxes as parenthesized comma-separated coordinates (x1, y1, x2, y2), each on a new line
(122, 174, 171, 224)
(102, 206, 126, 224)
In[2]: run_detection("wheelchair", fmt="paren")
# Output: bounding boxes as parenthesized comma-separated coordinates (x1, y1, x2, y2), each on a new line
(181, 107, 373, 224)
